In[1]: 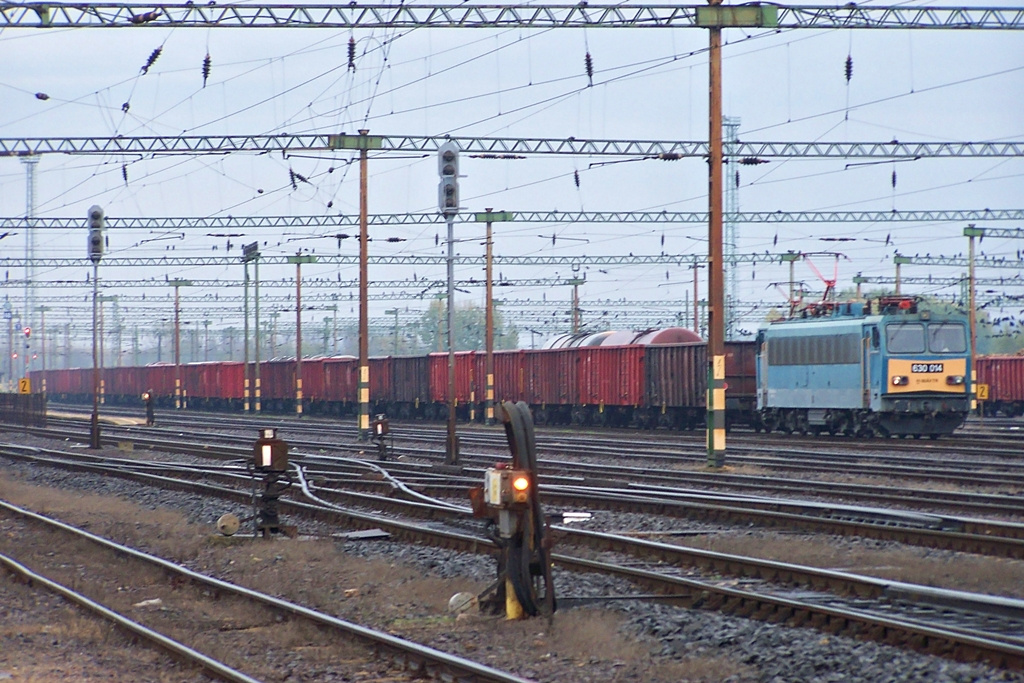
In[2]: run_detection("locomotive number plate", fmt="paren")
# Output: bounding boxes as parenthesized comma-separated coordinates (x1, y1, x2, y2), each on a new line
(911, 363, 944, 373)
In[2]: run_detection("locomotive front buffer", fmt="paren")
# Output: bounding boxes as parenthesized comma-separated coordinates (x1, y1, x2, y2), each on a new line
(469, 401, 556, 620)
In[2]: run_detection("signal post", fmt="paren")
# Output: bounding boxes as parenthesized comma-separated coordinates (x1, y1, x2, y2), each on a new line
(439, 141, 460, 465)
(87, 205, 104, 449)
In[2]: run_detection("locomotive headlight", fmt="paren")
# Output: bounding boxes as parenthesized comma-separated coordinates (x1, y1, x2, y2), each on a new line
(946, 375, 965, 386)
(892, 375, 909, 386)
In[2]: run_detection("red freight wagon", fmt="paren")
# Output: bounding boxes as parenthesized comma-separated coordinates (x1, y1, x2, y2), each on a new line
(199, 361, 244, 405)
(105, 366, 144, 403)
(428, 352, 476, 418)
(146, 364, 177, 401)
(645, 343, 707, 412)
(259, 359, 295, 409)
(322, 357, 358, 405)
(976, 355, 1024, 417)
(296, 358, 326, 405)
(522, 349, 578, 425)
(489, 350, 525, 405)
(391, 354, 430, 403)
(369, 356, 392, 409)
(576, 346, 645, 426)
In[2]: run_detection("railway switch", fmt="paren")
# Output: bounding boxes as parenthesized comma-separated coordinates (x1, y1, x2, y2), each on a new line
(469, 401, 555, 621)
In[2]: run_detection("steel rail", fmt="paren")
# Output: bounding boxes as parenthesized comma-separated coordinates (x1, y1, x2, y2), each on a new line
(0, 551, 262, 683)
(33, 413, 1024, 518)
(0, 500, 533, 683)
(34, 411, 1024, 513)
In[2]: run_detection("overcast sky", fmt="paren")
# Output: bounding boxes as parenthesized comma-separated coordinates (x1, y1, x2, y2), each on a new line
(0, 0, 1021, 344)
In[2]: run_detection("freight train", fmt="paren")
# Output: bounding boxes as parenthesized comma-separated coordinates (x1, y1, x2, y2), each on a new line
(32, 340, 758, 431)
(32, 297, 987, 438)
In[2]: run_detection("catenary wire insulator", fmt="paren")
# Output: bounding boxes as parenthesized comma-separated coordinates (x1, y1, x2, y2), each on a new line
(202, 53, 212, 88)
(348, 37, 357, 71)
(142, 46, 163, 75)
(573, 170, 580, 188)
(584, 52, 594, 86)
(845, 55, 853, 83)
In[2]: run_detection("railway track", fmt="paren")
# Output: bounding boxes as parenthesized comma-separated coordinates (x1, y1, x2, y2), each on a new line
(51, 405, 1024, 481)
(31, 414, 1024, 521)
(3, 438, 1024, 671)
(0, 500, 533, 683)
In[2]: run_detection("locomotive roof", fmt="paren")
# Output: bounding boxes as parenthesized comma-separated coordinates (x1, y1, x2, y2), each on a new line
(761, 308, 967, 334)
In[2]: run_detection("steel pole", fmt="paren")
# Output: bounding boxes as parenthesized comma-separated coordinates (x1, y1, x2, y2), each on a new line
(446, 213, 458, 464)
(706, 0, 726, 467)
(485, 211, 495, 426)
(968, 227, 978, 414)
(243, 260, 250, 412)
(295, 257, 303, 417)
(39, 306, 47, 392)
(254, 255, 261, 413)
(174, 284, 181, 409)
(90, 263, 100, 448)
(572, 281, 580, 333)
(693, 265, 699, 332)
(358, 129, 370, 441)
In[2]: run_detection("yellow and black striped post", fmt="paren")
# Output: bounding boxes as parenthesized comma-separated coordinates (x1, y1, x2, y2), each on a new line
(707, 355, 726, 466)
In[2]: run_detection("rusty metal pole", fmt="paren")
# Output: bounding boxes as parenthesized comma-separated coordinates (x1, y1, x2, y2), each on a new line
(288, 252, 317, 417)
(485, 211, 495, 426)
(358, 129, 370, 441)
(706, 0, 726, 468)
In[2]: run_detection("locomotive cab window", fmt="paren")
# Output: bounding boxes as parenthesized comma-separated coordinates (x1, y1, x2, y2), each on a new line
(927, 323, 966, 354)
(885, 323, 925, 354)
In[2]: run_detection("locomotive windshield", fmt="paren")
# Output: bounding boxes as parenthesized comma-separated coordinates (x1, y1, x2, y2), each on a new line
(927, 323, 967, 353)
(885, 322, 967, 354)
(885, 323, 925, 353)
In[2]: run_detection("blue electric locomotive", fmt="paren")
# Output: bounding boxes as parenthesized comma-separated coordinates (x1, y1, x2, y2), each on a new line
(755, 297, 971, 438)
